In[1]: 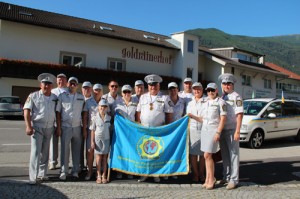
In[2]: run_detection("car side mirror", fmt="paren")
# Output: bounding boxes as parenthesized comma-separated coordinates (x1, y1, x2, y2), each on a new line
(268, 113, 276, 118)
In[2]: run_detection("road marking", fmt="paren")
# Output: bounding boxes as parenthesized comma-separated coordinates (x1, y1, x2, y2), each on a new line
(2, 143, 30, 146)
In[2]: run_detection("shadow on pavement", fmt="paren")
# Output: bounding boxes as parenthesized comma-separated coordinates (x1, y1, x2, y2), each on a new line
(0, 179, 68, 199)
(239, 158, 300, 185)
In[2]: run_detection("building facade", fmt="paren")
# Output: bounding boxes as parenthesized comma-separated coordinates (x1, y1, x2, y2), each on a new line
(0, 2, 298, 103)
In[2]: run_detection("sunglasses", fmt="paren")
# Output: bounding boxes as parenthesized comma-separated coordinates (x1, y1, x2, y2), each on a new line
(110, 85, 118, 88)
(70, 82, 77, 86)
(148, 83, 158, 86)
(123, 90, 131, 94)
(169, 87, 176, 90)
(207, 89, 216, 93)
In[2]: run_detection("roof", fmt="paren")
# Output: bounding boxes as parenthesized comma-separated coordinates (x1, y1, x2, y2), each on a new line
(0, 2, 179, 50)
(198, 46, 286, 77)
(210, 47, 265, 57)
(265, 62, 300, 81)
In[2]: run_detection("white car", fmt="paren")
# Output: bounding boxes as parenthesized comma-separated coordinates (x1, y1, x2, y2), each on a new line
(0, 96, 23, 118)
(240, 98, 300, 149)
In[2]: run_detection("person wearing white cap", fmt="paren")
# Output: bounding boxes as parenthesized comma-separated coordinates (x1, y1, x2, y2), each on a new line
(132, 80, 145, 101)
(136, 74, 173, 183)
(198, 83, 227, 190)
(179, 77, 194, 102)
(162, 81, 186, 181)
(186, 82, 206, 183)
(82, 81, 93, 100)
(49, 73, 68, 170)
(102, 80, 122, 112)
(56, 77, 86, 181)
(113, 84, 139, 179)
(168, 82, 186, 122)
(82, 83, 104, 180)
(24, 73, 58, 184)
(218, 73, 243, 190)
(90, 99, 111, 184)
(80, 81, 93, 172)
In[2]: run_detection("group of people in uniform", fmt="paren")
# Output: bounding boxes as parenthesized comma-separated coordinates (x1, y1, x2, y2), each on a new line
(24, 72, 243, 190)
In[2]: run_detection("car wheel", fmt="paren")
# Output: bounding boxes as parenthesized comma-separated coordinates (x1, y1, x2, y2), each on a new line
(248, 130, 264, 149)
(295, 130, 300, 143)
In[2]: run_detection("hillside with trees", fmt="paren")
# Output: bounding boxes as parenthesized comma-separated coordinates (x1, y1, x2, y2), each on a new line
(187, 28, 300, 74)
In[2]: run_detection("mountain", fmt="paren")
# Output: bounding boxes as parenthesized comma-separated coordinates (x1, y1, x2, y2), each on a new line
(186, 28, 300, 74)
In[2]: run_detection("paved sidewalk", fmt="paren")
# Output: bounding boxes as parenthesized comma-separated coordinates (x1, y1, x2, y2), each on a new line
(1, 179, 300, 199)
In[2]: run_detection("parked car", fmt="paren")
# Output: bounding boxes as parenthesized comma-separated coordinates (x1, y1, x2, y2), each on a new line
(240, 98, 300, 149)
(0, 96, 23, 118)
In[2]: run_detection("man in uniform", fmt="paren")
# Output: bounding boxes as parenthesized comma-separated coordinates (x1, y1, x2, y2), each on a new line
(82, 81, 93, 100)
(82, 83, 103, 180)
(132, 80, 145, 101)
(80, 81, 93, 172)
(49, 73, 68, 170)
(135, 74, 173, 183)
(102, 80, 122, 112)
(179, 77, 194, 101)
(56, 77, 86, 180)
(24, 73, 57, 184)
(218, 73, 243, 190)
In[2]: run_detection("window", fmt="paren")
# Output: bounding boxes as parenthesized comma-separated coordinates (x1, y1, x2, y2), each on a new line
(231, 67, 235, 75)
(242, 75, 251, 86)
(187, 40, 194, 53)
(60, 51, 85, 67)
(276, 82, 281, 89)
(187, 68, 193, 78)
(262, 102, 282, 118)
(237, 53, 248, 61)
(107, 58, 126, 71)
(264, 79, 272, 89)
(283, 102, 297, 116)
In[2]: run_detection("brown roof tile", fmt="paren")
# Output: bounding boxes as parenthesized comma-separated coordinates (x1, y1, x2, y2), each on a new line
(0, 2, 179, 50)
(265, 62, 300, 80)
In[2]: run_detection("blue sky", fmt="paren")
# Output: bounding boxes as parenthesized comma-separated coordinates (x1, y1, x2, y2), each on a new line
(3, 0, 300, 37)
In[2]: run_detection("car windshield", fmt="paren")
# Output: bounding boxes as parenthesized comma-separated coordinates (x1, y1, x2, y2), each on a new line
(243, 101, 268, 115)
(0, 97, 20, 104)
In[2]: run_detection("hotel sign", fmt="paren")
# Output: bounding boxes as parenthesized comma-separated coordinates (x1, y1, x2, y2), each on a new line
(122, 47, 172, 64)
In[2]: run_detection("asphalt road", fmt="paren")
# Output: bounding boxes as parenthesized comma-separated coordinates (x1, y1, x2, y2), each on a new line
(0, 117, 299, 186)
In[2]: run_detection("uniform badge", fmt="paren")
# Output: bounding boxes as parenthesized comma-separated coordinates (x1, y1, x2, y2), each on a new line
(26, 96, 31, 103)
(149, 103, 153, 110)
(236, 100, 243, 107)
(222, 105, 227, 111)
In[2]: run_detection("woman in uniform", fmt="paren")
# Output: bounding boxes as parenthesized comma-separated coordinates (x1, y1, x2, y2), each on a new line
(186, 82, 206, 183)
(200, 83, 226, 190)
(113, 84, 138, 179)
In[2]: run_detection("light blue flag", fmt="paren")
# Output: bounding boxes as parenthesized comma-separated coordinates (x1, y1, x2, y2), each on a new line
(109, 113, 189, 177)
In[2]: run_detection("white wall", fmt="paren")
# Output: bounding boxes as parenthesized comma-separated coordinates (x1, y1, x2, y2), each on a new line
(171, 32, 199, 84)
(0, 20, 175, 76)
(227, 67, 277, 99)
(0, 77, 38, 95)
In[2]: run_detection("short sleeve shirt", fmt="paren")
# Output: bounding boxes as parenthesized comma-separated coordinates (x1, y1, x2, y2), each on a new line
(186, 96, 206, 130)
(202, 97, 227, 130)
(222, 91, 243, 130)
(114, 97, 138, 121)
(56, 92, 85, 127)
(137, 92, 173, 127)
(90, 113, 111, 140)
(23, 90, 58, 128)
(169, 96, 186, 122)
